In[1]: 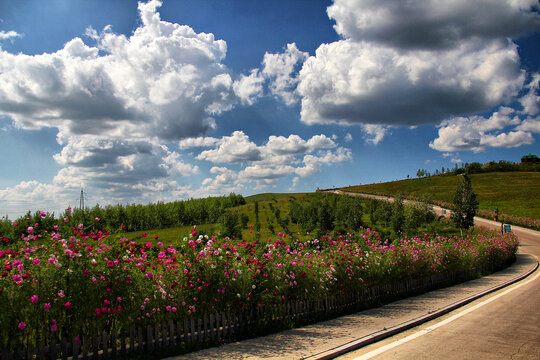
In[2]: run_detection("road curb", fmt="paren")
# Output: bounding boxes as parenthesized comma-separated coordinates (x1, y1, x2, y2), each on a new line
(303, 256, 539, 360)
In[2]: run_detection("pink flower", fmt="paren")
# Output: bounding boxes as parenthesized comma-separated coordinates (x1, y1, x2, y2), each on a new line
(78, 224, 83, 230)
(94, 217, 99, 221)
(142, 233, 148, 238)
(64, 301, 71, 309)
(63, 217, 68, 223)
(18, 322, 26, 331)
(32, 259, 41, 265)
(13, 222, 18, 227)
(40, 211, 46, 217)
(53, 225, 59, 231)
(27, 227, 34, 234)
(31, 295, 39, 303)
(50, 324, 57, 332)
(145, 242, 151, 248)
(44, 303, 51, 311)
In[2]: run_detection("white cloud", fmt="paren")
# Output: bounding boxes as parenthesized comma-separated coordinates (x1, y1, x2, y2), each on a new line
(184, 131, 351, 191)
(197, 131, 262, 163)
(262, 43, 309, 105)
(178, 136, 220, 148)
(327, 0, 540, 50)
(344, 133, 353, 142)
(297, 38, 525, 127)
(520, 73, 540, 115)
(306, 134, 337, 150)
(429, 107, 535, 152)
(265, 134, 309, 155)
(296, 148, 352, 177)
(233, 69, 264, 106)
(289, 176, 300, 191)
(0, 0, 237, 141)
(362, 124, 388, 144)
(516, 118, 540, 133)
(0, 30, 21, 41)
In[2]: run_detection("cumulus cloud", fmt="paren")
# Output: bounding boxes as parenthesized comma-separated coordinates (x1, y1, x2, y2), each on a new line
(183, 131, 351, 191)
(362, 124, 387, 145)
(233, 69, 264, 106)
(196, 131, 262, 163)
(0, 0, 273, 215)
(327, 0, 540, 50)
(178, 136, 220, 149)
(266, 0, 538, 145)
(429, 107, 536, 152)
(297, 39, 525, 128)
(0, 0, 265, 142)
(520, 73, 540, 115)
(52, 135, 198, 191)
(262, 43, 309, 105)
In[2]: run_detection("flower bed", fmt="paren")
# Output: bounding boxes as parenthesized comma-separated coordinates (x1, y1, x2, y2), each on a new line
(0, 225, 518, 352)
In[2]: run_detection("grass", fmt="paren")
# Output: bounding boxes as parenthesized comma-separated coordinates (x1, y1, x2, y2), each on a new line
(341, 172, 540, 220)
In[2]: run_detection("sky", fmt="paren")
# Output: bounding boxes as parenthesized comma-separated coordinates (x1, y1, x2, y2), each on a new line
(0, 0, 539, 218)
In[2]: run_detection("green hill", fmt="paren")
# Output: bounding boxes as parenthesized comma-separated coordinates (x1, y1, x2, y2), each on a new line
(341, 172, 540, 220)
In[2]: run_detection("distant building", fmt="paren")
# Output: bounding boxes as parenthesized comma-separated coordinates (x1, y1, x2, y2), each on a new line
(521, 154, 540, 165)
(483, 161, 496, 167)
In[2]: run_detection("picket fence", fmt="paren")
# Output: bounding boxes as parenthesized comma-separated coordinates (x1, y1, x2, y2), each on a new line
(1, 262, 506, 360)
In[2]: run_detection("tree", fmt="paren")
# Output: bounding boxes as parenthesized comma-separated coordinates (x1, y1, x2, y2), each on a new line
(451, 174, 479, 236)
(391, 195, 405, 233)
(220, 211, 241, 238)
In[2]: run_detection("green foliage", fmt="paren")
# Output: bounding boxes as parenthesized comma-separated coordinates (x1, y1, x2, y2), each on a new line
(451, 174, 479, 232)
(391, 196, 405, 233)
(220, 211, 242, 238)
(0, 194, 245, 247)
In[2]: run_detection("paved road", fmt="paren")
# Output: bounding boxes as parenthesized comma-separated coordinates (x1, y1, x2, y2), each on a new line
(332, 193, 540, 360)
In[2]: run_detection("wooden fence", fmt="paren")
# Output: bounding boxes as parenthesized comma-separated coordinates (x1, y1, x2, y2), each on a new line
(1, 261, 507, 360)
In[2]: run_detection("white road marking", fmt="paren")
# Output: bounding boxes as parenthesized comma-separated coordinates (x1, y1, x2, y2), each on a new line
(351, 268, 540, 360)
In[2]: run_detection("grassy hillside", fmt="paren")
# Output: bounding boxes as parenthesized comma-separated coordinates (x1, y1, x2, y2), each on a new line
(341, 172, 540, 220)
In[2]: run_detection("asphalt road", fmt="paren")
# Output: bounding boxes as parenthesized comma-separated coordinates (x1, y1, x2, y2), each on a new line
(333, 194, 540, 360)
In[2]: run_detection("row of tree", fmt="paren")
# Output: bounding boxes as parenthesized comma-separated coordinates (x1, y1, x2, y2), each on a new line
(0, 194, 246, 244)
(416, 160, 539, 179)
(288, 194, 364, 235)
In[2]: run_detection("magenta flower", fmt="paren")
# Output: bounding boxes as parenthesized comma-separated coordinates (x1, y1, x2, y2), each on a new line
(27, 227, 34, 234)
(95, 217, 100, 221)
(31, 295, 39, 303)
(64, 301, 71, 309)
(44, 303, 51, 311)
(145, 242, 151, 248)
(40, 211, 46, 217)
(18, 322, 26, 331)
(32, 259, 41, 265)
(13, 222, 18, 227)
(50, 324, 57, 332)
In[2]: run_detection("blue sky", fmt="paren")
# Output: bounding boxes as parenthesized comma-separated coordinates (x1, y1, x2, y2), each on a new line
(0, 0, 539, 218)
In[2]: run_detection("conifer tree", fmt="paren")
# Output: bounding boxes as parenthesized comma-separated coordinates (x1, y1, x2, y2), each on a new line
(451, 173, 479, 236)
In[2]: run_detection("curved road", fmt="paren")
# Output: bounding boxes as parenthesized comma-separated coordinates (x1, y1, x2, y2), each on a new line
(329, 191, 540, 360)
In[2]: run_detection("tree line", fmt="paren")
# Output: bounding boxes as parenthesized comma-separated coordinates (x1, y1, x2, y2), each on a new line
(416, 160, 540, 179)
(0, 194, 245, 245)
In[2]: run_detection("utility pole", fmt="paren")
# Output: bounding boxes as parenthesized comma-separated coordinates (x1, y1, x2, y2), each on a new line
(79, 189, 86, 210)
